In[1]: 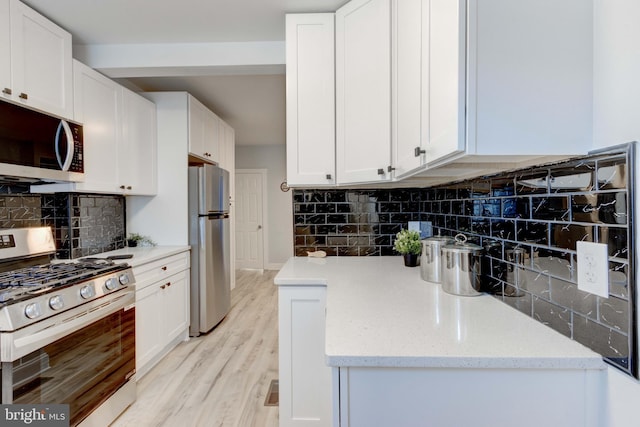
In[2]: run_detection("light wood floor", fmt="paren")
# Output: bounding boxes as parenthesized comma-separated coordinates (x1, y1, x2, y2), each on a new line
(112, 270, 280, 427)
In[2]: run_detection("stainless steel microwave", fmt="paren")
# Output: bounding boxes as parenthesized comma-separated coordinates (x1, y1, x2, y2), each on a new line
(0, 100, 83, 183)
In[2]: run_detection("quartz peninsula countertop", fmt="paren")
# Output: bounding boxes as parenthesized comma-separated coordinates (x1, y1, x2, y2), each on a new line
(274, 256, 605, 370)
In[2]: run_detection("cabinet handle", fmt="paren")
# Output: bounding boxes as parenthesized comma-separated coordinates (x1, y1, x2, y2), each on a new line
(2, 88, 11, 95)
(126, 186, 132, 190)
(119, 185, 125, 189)
(160, 285, 166, 289)
(377, 168, 385, 175)
(161, 266, 167, 271)
(19, 92, 28, 100)
(387, 166, 395, 173)
(414, 147, 426, 157)
(326, 174, 332, 180)
(166, 282, 171, 287)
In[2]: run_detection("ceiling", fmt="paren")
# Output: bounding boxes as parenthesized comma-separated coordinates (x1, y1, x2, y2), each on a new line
(22, 0, 349, 146)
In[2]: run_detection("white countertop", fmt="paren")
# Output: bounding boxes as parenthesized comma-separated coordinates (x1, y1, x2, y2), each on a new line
(82, 245, 190, 268)
(275, 256, 605, 370)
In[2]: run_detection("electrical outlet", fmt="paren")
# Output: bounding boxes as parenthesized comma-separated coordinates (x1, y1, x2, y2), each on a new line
(576, 241, 609, 298)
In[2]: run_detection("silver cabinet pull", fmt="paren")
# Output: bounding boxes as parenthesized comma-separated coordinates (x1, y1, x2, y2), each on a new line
(126, 186, 132, 190)
(119, 185, 125, 189)
(387, 166, 395, 173)
(377, 168, 385, 175)
(415, 147, 426, 157)
(258, 225, 262, 230)
(2, 88, 11, 95)
(19, 93, 28, 100)
(326, 174, 332, 180)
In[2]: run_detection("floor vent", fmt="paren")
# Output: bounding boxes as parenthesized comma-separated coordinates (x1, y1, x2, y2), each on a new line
(264, 379, 279, 406)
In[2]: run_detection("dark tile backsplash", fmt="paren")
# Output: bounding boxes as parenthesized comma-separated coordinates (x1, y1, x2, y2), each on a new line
(0, 189, 126, 259)
(293, 143, 637, 378)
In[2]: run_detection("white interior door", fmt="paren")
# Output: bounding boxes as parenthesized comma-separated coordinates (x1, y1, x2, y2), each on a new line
(235, 170, 265, 270)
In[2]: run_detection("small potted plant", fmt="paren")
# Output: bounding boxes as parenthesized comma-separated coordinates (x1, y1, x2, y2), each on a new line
(393, 229, 422, 267)
(127, 233, 156, 248)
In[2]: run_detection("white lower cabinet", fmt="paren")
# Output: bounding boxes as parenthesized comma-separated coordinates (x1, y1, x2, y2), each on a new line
(134, 251, 190, 379)
(336, 367, 602, 427)
(278, 286, 332, 427)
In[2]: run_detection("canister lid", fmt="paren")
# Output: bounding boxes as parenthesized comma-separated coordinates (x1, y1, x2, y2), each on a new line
(442, 234, 483, 254)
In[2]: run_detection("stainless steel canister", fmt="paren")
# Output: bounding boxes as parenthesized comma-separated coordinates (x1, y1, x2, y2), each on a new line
(420, 236, 454, 283)
(441, 234, 484, 296)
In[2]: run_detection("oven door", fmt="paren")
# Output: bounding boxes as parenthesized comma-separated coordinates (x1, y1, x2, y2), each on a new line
(0, 290, 135, 426)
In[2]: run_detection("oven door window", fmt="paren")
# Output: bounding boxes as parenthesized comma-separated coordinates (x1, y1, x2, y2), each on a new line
(1, 307, 135, 426)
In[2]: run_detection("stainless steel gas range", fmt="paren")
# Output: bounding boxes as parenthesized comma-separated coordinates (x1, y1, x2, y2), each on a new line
(0, 227, 136, 427)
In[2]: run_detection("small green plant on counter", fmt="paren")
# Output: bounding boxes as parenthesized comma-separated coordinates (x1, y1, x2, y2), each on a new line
(393, 229, 422, 255)
(127, 233, 156, 247)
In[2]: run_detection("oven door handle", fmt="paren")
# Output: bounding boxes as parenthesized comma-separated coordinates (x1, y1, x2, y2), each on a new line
(1, 290, 135, 362)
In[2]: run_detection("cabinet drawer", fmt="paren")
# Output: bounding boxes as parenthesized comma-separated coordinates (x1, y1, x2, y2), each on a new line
(135, 269, 188, 301)
(133, 251, 190, 290)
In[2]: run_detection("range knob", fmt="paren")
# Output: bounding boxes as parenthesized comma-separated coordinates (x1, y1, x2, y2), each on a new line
(105, 277, 118, 290)
(49, 295, 64, 310)
(25, 303, 41, 319)
(80, 285, 95, 299)
(118, 273, 130, 286)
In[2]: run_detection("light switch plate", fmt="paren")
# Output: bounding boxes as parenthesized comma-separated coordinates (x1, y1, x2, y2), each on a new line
(576, 241, 609, 298)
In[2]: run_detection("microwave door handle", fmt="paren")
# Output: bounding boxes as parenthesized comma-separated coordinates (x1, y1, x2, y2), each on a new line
(55, 120, 75, 171)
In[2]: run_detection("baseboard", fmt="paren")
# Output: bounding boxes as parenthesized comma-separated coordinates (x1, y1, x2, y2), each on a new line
(265, 263, 284, 270)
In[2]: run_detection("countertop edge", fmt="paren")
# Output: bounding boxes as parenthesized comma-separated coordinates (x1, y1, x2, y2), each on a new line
(325, 355, 607, 370)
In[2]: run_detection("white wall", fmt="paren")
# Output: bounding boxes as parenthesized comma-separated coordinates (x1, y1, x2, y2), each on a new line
(593, 1, 640, 426)
(235, 145, 293, 269)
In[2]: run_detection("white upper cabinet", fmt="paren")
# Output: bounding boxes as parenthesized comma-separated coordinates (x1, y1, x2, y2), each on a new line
(36, 60, 157, 195)
(285, 13, 336, 187)
(188, 94, 220, 163)
(424, 0, 593, 171)
(120, 87, 157, 195)
(1, 0, 73, 119)
(335, 0, 392, 185)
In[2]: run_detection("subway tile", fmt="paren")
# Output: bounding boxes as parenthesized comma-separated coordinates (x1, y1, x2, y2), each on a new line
(516, 221, 549, 245)
(597, 156, 627, 190)
(600, 226, 628, 259)
(609, 262, 629, 299)
(533, 248, 574, 281)
(531, 196, 570, 221)
(533, 296, 572, 338)
(315, 203, 336, 213)
(599, 295, 629, 332)
(549, 224, 594, 251)
(550, 277, 597, 318)
(515, 170, 549, 194)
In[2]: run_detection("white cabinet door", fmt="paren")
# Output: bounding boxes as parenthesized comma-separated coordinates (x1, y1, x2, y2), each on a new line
(163, 270, 189, 344)
(336, 0, 392, 185)
(8, 0, 72, 119)
(285, 13, 336, 186)
(391, 0, 427, 178)
(427, 0, 466, 166)
(279, 286, 332, 427)
(188, 94, 219, 163)
(136, 282, 164, 375)
(468, 0, 592, 157)
(120, 88, 157, 195)
(0, 1, 10, 98)
(71, 60, 121, 193)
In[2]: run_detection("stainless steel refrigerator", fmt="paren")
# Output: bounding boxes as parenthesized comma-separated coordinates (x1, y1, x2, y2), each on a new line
(188, 164, 231, 336)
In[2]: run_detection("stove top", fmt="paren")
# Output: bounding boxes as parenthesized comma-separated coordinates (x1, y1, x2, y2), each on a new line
(0, 259, 129, 306)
